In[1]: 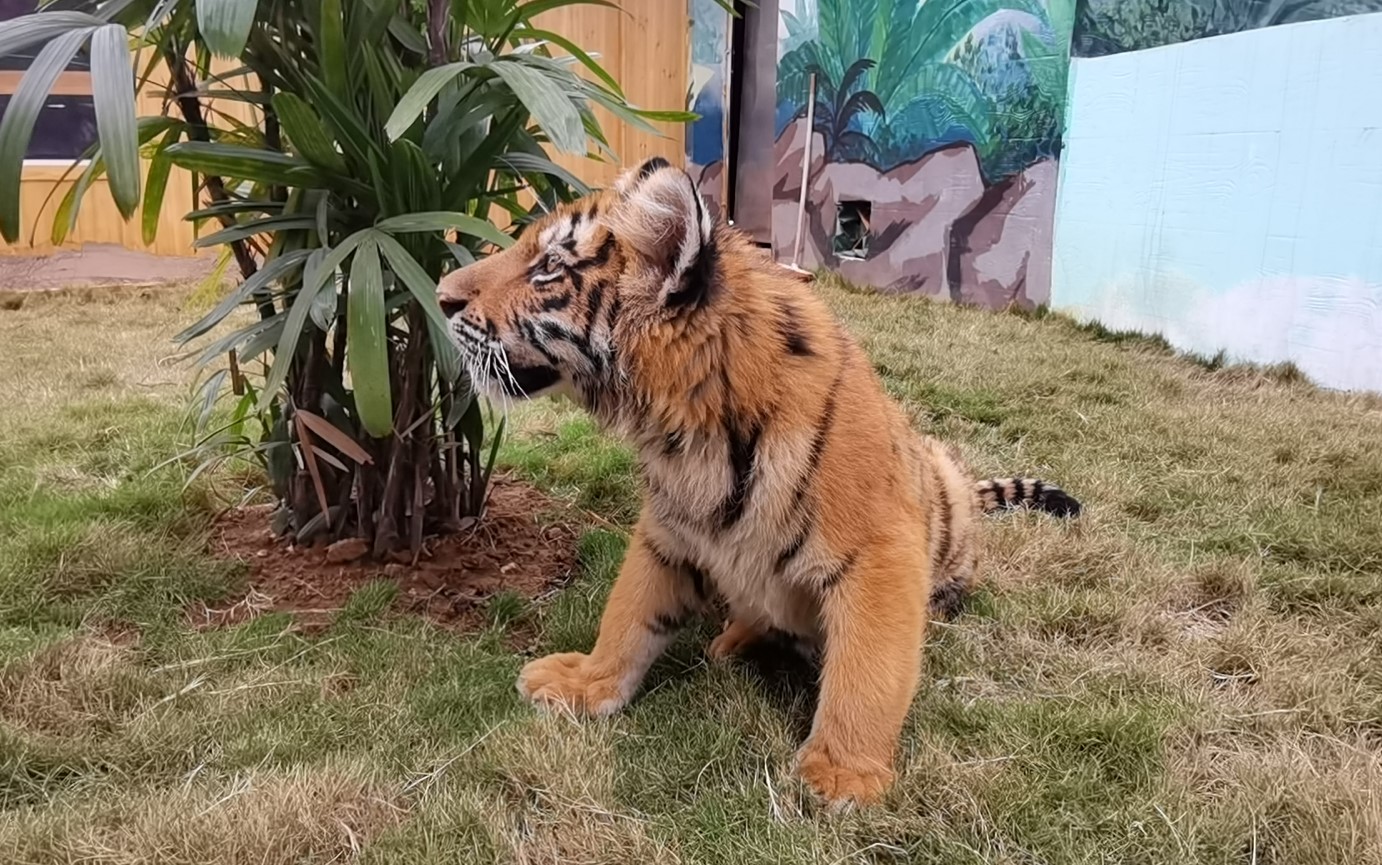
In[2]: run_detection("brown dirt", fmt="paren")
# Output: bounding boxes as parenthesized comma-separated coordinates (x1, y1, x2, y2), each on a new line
(198, 475, 580, 635)
(0, 244, 220, 293)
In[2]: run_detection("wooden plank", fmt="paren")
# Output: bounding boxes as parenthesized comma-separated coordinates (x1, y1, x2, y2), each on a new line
(617, 0, 688, 170)
(0, 70, 91, 96)
(3, 15, 691, 258)
(533, 2, 625, 189)
(532, 0, 688, 189)
(2, 168, 201, 257)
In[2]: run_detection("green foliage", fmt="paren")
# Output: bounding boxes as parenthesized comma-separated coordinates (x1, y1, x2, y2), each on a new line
(1075, 0, 1212, 55)
(801, 58, 885, 162)
(778, 0, 1072, 180)
(0, 0, 685, 554)
(1072, 0, 1381, 56)
(952, 26, 1064, 179)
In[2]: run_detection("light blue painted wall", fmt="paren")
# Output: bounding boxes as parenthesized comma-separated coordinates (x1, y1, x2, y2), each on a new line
(1052, 12, 1382, 391)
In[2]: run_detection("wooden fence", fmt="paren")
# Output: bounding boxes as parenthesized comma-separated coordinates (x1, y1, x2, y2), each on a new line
(0, 2, 689, 258)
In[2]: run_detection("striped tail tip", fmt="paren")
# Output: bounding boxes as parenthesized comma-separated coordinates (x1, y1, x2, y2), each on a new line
(977, 477, 1082, 518)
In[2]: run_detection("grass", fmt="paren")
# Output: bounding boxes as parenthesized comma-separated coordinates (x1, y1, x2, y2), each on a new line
(0, 281, 1379, 863)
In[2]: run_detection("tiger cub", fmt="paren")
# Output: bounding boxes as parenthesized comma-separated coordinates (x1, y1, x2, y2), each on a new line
(437, 157, 1080, 806)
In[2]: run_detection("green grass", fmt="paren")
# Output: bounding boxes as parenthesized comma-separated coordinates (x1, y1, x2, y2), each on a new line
(1, 283, 1380, 863)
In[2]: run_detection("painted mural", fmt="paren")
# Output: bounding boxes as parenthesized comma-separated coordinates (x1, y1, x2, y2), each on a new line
(1053, 11, 1382, 392)
(1074, 0, 1382, 57)
(687, 0, 731, 216)
(772, 0, 1074, 309)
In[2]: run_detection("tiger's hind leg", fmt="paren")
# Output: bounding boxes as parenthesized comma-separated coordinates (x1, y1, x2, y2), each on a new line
(708, 617, 768, 661)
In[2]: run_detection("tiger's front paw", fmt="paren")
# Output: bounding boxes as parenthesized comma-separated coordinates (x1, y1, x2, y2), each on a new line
(795, 739, 894, 810)
(516, 652, 628, 717)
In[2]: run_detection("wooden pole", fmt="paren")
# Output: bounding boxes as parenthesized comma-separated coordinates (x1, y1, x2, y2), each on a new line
(789, 72, 817, 272)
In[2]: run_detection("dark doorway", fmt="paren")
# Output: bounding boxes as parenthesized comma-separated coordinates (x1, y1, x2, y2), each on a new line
(727, 0, 777, 245)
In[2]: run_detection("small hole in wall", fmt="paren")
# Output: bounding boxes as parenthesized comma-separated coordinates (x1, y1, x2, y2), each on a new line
(834, 201, 871, 260)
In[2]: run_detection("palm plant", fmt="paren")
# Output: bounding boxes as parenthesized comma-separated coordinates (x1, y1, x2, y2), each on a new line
(804, 57, 884, 162)
(0, 0, 689, 556)
(777, 0, 1052, 173)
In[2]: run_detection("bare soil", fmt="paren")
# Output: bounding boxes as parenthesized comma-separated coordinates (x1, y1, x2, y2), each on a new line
(198, 475, 580, 634)
(0, 244, 219, 294)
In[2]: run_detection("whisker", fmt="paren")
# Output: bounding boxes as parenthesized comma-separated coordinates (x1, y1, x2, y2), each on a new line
(493, 342, 527, 402)
(481, 344, 507, 413)
(492, 347, 516, 413)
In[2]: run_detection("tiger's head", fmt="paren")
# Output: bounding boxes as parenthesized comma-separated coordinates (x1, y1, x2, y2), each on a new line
(437, 156, 718, 414)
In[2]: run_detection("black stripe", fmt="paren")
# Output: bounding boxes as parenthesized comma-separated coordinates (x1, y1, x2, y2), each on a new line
(1029, 479, 1045, 505)
(537, 319, 604, 373)
(819, 551, 857, 591)
(931, 465, 953, 571)
(775, 519, 812, 573)
(987, 481, 1004, 510)
(791, 388, 839, 508)
(665, 237, 717, 310)
(777, 303, 814, 357)
(1012, 478, 1027, 505)
(642, 536, 709, 601)
(642, 535, 677, 571)
(664, 428, 685, 456)
(717, 420, 761, 530)
(990, 480, 1008, 508)
(522, 321, 561, 366)
(929, 578, 968, 620)
(606, 295, 622, 335)
(687, 563, 709, 602)
(649, 611, 687, 635)
(583, 281, 608, 374)
(537, 320, 585, 352)
(585, 281, 605, 336)
(574, 236, 616, 272)
(539, 292, 572, 312)
(636, 156, 671, 183)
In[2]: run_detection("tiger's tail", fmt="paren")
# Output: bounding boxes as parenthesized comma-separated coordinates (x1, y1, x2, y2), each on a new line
(975, 477, 1081, 517)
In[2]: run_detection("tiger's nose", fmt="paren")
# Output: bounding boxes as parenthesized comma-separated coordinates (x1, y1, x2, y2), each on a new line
(440, 297, 467, 318)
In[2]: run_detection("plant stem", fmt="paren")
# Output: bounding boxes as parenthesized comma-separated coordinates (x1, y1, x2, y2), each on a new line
(162, 48, 271, 319)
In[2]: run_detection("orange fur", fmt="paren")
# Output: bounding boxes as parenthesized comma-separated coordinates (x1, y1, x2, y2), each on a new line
(436, 158, 1079, 807)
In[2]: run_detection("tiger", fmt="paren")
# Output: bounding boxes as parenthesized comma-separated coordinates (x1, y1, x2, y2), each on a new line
(436, 156, 1081, 807)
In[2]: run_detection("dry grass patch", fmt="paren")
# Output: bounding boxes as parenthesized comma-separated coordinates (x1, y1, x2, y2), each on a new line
(0, 634, 148, 740)
(482, 718, 683, 864)
(0, 763, 400, 865)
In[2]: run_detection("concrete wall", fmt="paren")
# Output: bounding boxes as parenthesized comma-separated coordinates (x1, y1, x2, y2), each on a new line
(1052, 11, 1382, 391)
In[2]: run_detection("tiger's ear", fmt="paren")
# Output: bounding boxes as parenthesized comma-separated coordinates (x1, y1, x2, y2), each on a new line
(607, 156, 716, 309)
